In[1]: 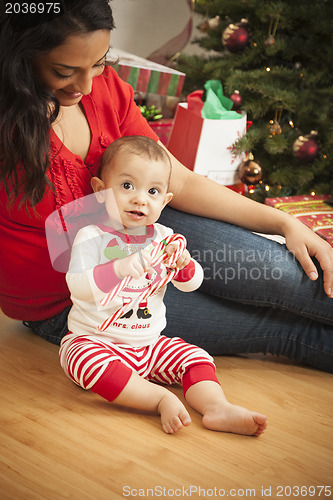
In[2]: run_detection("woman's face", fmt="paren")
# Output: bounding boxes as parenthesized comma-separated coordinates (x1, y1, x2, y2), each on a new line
(33, 30, 110, 106)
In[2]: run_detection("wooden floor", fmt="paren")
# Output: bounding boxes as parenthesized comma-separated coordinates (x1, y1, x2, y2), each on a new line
(0, 311, 332, 500)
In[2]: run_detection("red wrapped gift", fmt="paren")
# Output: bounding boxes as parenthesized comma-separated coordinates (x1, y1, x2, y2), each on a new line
(149, 118, 174, 147)
(266, 194, 333, 247)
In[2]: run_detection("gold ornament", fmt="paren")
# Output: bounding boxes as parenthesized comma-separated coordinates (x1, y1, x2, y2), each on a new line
(238, 159, 263, 185)
(269, 120, 282, 135)
(265, 13, 280, 47)
(264, 34, 275, 46)
(269, 110, 282, 136)
(200, 15, 220, 32)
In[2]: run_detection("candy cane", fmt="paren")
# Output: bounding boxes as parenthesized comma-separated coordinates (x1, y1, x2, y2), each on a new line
(100, 274, 131, 307)
(98, 234, 186, 332)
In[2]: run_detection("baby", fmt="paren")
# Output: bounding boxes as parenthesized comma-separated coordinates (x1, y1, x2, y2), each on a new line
(60, 135, 267, 436)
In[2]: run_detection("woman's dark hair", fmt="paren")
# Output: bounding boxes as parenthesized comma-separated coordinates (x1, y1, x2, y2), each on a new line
(0, 0, 114, 208)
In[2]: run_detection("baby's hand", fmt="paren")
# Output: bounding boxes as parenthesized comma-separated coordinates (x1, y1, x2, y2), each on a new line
(114, 250, 152, 280)
(165, 241, 191, 270)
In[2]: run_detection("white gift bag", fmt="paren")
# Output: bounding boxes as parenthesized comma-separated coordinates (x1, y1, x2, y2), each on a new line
(168, 103, 247, 185)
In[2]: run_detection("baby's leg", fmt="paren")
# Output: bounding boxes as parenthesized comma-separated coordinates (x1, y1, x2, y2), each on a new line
(91, 357, 191, 434)
(112, 370, 191, 434)
(61, 335, 190, 434)
(185, 379, 267, 436)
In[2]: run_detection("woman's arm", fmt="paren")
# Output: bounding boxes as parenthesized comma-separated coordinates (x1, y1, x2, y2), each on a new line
(160, 142, 333, 298)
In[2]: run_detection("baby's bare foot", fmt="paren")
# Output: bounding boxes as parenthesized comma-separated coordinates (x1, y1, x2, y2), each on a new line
(158, 392, 191, 434)
(202, 401, 267, 436)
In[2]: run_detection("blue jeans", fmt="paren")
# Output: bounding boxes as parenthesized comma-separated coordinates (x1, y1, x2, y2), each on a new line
(24, 207, 333, 372)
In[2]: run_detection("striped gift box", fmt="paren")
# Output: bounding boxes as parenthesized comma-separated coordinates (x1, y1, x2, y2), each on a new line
(109, 48, 185, 97)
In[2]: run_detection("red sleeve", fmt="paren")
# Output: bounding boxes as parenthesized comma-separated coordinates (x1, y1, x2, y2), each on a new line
(93, 260, 122, 293)
(173, 260, 196, 283)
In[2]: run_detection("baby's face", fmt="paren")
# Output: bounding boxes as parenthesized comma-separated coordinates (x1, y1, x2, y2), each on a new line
(98, 152, 173, 228)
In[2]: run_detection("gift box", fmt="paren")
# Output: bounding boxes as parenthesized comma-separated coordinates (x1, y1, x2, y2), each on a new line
(265, 194, 333, 247)
(167, 81, 247, 186)
(110, 49, 185, 97)
(148, 118, 174, 147)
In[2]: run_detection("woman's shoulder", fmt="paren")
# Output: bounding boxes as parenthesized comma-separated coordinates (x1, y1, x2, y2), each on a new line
(91, 65, 133, 103)
(87, 65, 158, 140)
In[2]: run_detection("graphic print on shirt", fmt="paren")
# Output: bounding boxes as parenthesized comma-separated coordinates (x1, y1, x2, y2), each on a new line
(103, 232, 166, 321)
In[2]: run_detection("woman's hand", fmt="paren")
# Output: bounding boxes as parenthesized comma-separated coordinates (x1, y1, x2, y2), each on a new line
(283, 217, 333, 298)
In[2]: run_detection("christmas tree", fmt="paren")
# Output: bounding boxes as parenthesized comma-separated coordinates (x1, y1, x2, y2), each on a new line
(176, 0, 333, 202)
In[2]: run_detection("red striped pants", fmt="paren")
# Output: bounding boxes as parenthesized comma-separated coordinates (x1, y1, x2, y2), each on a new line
(60, 334, 219, 402)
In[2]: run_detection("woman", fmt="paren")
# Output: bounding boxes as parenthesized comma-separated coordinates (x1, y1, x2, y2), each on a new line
(0, 0, 332, 372)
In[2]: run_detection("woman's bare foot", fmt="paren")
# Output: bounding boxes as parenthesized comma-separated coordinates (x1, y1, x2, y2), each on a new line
(158, 392, 192, 434)
(202, 401, 267, 436)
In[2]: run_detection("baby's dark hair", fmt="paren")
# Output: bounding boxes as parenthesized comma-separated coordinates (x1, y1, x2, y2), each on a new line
(100, 136, 172, 184)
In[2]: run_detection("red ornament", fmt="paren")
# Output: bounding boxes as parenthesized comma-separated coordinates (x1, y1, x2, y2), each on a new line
(222, 19, 250, 53)
(230, 90, 242, 108)
(293, 131, 319, 162)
